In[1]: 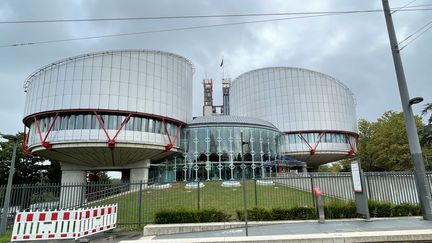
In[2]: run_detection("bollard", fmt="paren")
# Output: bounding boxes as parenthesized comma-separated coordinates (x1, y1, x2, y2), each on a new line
(313, 188, 325, 224)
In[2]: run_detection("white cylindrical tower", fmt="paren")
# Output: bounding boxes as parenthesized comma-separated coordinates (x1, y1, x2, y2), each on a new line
(23, 49, 194, 168)
(230, 67, 357, 168)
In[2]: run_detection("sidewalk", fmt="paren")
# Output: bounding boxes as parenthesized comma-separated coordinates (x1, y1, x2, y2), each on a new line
(120, 217, 432, 243)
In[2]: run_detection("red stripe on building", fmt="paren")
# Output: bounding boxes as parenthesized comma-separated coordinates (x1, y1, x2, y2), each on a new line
(85, 211, 90, 219)
(36, 235, 42, 239)
(23, 236, 30, 239)
(92, 229, 96, 233)
(84, 231, 89, 235)
(26, 214, 33, 222)
(93, 209, 98, 217)
(101, 208, 105, 215)
(13, 236, 17, 240)
(17, 214, 21, 222)
(61, 233, 67, 237)
(48, 234, 55, 238)
(108, 208, 112, 214)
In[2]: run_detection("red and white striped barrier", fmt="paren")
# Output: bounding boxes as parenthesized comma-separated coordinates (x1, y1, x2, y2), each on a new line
(11, 204, 117, 242)
(75, 204, 117, 238)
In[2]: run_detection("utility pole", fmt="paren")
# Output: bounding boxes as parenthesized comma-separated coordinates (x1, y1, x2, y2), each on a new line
(382, 0, 432, 220)
(0, 134, 18, 235)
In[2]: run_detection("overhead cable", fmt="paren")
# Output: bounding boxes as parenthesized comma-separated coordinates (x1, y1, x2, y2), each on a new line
(0, 7, 431, 24)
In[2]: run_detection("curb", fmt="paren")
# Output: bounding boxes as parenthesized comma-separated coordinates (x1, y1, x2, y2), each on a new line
(143, 217, 421, 236)
(123, 229, 432, 243)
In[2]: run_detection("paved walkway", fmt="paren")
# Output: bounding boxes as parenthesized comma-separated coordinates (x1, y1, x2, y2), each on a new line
(121, 217, 432, 242)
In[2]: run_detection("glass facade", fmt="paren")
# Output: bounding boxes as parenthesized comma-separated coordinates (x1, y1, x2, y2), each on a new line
(285, 132, 350, 144)
(27, 113, 181, 146)
(178, 123, 283, 181)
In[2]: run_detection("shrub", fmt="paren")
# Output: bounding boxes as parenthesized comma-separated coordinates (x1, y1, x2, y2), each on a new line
(154, 208, 229, 224)
(324, 201, 357, 219)
(392, 203, 421, 216)
(237, 206, 315, 221)
(369, 200, 392, 217)
(286, 206, 316, 220)
(197, 209, 230, 222)
(247, 207, 272, 221)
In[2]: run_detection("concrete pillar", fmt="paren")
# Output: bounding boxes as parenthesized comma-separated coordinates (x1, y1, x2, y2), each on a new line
(302, 165, 308, 174)
(59, 169, 87, 209)
(130, 159, 151, 182)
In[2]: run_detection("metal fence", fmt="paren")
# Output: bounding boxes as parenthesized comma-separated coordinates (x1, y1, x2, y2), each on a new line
(1, 171, 432, 229)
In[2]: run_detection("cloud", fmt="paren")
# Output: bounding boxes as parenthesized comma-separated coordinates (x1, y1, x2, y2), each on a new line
(0, 0, 431, 135)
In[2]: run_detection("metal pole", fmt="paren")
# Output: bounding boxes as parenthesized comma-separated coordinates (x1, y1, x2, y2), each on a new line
(138, 181, 143, 226)
(197, 179, 200, 210)
(382, 0, 432, 220)
(254, 179, 258, 207)
(0, 138, 17, 235)
(241, 132, 249, 236)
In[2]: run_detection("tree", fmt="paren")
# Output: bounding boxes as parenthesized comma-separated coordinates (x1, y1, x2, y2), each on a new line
(357, 119, 375, 171)
(419, 103, 432, 147)
(42, 161, 62, 183)
(356, 111, 432, 171)
(0, 132, 61, 185)
(319, 159, 351, 172)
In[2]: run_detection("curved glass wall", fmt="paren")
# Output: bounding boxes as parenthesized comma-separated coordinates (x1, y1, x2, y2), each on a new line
(179, 125, 283, 181)
(285, 132, 355, 144)
(27, 113, 181, 147)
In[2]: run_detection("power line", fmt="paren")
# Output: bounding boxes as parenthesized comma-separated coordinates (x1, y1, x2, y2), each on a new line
(0, 13, 352, 48)
(392, 0, 417, 14)
(0, 7, 431, 24)
(399, 19, 432, 45)
(400, 22, 432, 50)
(2, 7, 432, 48)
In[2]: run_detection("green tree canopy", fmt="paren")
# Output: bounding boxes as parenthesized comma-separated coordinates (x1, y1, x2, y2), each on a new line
(357, 111, 431, 171)
(0, 132, 61, 184)
(419, 103, 432, 147)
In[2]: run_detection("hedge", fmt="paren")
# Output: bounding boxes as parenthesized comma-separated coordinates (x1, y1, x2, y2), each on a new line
(154, 208, 230, 224)
(154, 201, 421, 224)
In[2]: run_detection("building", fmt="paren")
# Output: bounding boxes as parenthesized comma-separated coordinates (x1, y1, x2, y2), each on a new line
(22, 49, 193, 205)
(182, 115, 282, 181)
(229, 67, 358, 169)
(22, 50, 357, 194)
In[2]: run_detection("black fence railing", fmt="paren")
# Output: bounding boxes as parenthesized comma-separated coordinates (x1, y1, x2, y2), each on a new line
(1, 171, 431, 230)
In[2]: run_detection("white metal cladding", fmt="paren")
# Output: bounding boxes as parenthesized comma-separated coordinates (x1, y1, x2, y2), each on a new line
(229, 67, 357, 133)
(188, 115, 278, 130)
(23, 49, 194, 123)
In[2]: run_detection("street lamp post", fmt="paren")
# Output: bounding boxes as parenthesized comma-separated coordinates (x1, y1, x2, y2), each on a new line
(0, 134, 18, 235)
(382, 0, 432, 220)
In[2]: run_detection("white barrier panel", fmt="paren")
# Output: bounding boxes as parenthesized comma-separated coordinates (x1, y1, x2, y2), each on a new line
(11, 204, 117, 242)
(75, 204, 117, 239)
(11, 209, 79, 241)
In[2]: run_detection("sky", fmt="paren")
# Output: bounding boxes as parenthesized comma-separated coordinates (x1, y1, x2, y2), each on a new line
(0, 0, 431, 136)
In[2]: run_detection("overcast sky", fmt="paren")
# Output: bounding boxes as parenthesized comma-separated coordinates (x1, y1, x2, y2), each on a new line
(0, 0, 431, 135)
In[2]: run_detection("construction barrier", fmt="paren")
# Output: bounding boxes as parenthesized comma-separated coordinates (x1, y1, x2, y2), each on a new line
(11, 204, 117, 242)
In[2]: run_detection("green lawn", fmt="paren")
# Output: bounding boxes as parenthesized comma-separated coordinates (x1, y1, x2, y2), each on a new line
(90, 180, 318, 226)
(0, 230, 11, 243)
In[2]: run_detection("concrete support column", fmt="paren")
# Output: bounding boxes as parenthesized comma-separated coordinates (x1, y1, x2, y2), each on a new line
(130, 159, 151, 183)
(59, 169, 87, 209)
(302, 166, 308, 174)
